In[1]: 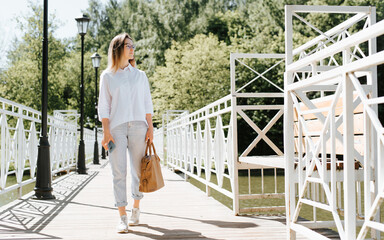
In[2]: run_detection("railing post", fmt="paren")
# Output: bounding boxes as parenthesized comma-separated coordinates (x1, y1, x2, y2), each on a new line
(205, 108, 211, 197)
(230, 53, 239, 215)
(0, 114, 6, 191)
(343, 72, 356, 240)
(184, 122, 189, 181)
(284, 74, 296, 240)
(16, 108, 25, 199)
(162, 113, 167, 167)
(368, 8, 380, 239)
(284, 5, 296, 240)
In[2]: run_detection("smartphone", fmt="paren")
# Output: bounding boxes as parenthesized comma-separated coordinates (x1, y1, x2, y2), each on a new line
(108, 141, 116, 153)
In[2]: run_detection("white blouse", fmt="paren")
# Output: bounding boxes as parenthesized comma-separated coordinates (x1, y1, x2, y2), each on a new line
(97, 64, 154, 130)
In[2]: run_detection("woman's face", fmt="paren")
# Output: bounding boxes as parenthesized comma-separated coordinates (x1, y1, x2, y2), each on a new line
(123, 38, 135, 61)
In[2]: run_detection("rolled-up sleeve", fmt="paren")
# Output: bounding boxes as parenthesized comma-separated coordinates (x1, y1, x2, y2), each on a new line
(98, 72, 111, 120)
(144, 73, 154, 115)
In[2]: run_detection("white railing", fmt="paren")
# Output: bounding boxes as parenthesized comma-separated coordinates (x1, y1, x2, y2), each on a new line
(0, 97, 103, 198)
(284, 5, 383, 240)
(153, 127, 164, 160)
(50, 110, 78, 173)
(159, 54, 286, 215)
(84, 127, 103, 163)
(154, 110, 190, 163)
(166, 94, 234, 198)
(230, 53, 286, 214)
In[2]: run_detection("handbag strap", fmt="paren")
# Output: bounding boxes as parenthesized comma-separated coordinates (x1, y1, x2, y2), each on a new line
(150, 142, 157, 156)
(145, 140, 152, 156)
(145, 141, 158, 157)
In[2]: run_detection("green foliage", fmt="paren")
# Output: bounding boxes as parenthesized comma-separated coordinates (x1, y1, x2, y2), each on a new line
(84, 0, 244, 76)
(0, 1, 107, 128)
(0, 2, 68, 111)
(151, 34, 230, 124)
(1, 0, 383, 133)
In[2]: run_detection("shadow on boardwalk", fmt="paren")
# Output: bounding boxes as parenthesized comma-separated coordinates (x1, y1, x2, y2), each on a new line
(0, 159, 308, 240)
(0, 167, 99, 240)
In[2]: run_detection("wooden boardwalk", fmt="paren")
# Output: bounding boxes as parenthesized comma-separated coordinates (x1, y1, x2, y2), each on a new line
(0, 158, 310, 240)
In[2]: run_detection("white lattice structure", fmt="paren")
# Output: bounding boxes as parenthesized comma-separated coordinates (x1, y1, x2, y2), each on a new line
(161, 54, 286, 214)
(153, 110, 189, 163)
(153, 127, 164, 160)
(0, 98, 102, 198)
(284, 5, 384, 239)
(231, 53, 286, 214)
(84, 127, 102, 163)
(50, 110, 78, 173)
(166, 94, 233, 198)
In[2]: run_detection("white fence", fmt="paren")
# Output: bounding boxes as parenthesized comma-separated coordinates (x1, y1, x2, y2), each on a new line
(84, 127, 102, 163)
(0, 98, 102, 198)
(153, 110, 190, 163)
(231, 53, 286, 214)
(153, 127, 164, 160)
(165, 94, 234, 199)
(284, 5, 384, 240)
(154, 54, 286, 215)
(150, 5, 384, 239)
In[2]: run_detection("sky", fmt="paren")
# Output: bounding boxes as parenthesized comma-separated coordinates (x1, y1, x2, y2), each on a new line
(0, 0, 112, 68)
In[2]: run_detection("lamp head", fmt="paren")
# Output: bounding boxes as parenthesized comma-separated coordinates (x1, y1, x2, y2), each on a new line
(75, 14, 90, 35)
(91, 52, 102, 68)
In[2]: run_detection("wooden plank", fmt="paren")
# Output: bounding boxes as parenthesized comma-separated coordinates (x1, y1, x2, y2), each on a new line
(294, 135, 365, 155)
(0, 158, 312, 240)
(294, 93, 364, 121)
(239, 155, 285, 168)
(294, 113, 364, 136)
(292, 93, 366, 157)
(239, 206, 286, 213)
(238, 193, 285, 200)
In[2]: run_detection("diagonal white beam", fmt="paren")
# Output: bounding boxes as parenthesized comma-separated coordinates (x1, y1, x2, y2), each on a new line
(236, 59, 284, 92)
(238, 110, 284, 156)
(288, 19, 384, 74)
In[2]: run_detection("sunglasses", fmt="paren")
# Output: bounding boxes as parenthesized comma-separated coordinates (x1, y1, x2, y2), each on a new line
(124, 43, 136, 50)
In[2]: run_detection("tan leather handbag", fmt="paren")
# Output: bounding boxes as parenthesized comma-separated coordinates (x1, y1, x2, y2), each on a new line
(139, 141, 165, 193)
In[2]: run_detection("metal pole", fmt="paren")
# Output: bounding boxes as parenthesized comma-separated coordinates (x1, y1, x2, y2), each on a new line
(77, 34, 87, 174)
(34, 0, 55, 200)
(100, 64, 105, 159)
(93, 67, 99, 164)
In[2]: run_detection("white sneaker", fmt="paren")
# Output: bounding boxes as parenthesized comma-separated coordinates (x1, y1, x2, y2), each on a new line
(116, 215, 129, 233)
(128, 208, 140, 226)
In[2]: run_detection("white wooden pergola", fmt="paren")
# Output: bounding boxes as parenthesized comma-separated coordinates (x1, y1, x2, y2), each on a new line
(154, 4, 384, 240)
(159, 53, 286, 215)
(284, 5, 384, 240)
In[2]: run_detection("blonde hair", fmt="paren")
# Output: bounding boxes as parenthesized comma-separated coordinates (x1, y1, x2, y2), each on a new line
(107, 33, 136, 73)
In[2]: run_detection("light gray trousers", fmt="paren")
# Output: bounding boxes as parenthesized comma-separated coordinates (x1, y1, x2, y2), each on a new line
(109, 121, 147, 207)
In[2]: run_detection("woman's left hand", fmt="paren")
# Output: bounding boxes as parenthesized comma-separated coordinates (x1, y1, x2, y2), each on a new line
(146, 127, 153, 143)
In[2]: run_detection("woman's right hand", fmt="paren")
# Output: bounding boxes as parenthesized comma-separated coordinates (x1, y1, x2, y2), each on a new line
(102, 130, 115, 150)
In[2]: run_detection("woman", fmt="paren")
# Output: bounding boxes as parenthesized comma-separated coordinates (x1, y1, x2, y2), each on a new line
(98, 33, 154, 233)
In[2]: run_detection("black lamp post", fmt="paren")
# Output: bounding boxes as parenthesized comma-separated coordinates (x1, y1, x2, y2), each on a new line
(91, 52, 101, 165)
(75, 14, 90, 174)
(34, 0, 55, 200)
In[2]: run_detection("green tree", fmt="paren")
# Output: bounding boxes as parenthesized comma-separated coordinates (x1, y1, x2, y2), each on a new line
(0, 2, 68, 112)
(85, 0, 243, 76)
(151, 34, 230, 124)
(2, 0, 382, 128)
